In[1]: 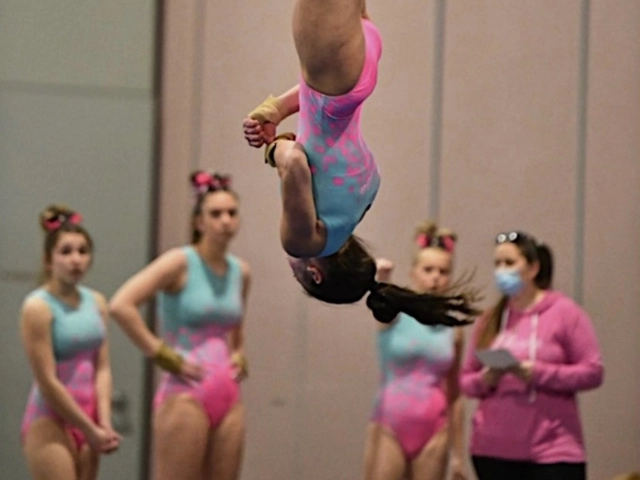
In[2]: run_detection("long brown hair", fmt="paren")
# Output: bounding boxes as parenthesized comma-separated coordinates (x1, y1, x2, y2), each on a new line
(39, 204, 93, 282)
(298, 235, 479, 326)
(476, 231, 554, 348)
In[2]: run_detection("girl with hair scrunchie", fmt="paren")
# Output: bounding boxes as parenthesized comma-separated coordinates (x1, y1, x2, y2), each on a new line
(20, 205, 121, 480)
(109, 172, 251, 480)
(364, 221, 470, 480)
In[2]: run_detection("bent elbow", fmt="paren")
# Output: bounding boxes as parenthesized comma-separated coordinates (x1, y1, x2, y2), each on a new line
(107, 297, 127, 323)
(591, 364, 605, 389)
(581, 363, 604, 391)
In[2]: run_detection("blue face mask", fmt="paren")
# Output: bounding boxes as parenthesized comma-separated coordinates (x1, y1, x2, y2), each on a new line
(494, 269, 525, 296)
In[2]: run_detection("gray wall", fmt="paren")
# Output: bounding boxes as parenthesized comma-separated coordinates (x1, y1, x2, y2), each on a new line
(159, 1, 640, 480)
(0, 1, 157, 479)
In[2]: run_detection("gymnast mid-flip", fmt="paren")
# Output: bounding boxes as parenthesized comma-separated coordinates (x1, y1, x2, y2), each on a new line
(243, 0, 476, 326)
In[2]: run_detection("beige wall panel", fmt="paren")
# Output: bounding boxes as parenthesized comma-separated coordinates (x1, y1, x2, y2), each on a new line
(439, 0, 582, 304)
(158, 0, 201, 251)
(583, 1, 640, 477)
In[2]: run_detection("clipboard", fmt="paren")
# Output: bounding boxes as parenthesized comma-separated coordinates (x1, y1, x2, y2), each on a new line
(475, 348, 519, 369)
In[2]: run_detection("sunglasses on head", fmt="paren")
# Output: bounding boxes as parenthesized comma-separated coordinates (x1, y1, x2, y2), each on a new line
(495, 231, 531, 245)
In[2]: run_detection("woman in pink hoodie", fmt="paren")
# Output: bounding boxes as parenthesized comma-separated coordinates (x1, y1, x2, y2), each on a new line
(460, 231, 603, 480)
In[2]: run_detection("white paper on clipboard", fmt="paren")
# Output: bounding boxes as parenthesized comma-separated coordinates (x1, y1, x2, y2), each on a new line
(475, 349, 519, 369)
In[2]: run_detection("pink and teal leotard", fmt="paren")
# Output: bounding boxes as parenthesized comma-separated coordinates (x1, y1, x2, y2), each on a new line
(297, 19, 383, 257)
(371, 313, 454, 459)
(153, 246, 244, 427)
(21, 286, 105, 449)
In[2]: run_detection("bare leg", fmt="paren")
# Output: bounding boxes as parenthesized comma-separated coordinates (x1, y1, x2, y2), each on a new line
(409, 425, 449, 480)
(23, 418, 78, 480)
(152, 394, 210, 480)
(362, 424, 406, 480)
(77, 445, 100, 480)
(292, 0, 367, 95)
(203, 403, 246, 480)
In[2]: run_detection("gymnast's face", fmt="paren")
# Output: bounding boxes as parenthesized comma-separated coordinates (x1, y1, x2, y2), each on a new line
(47, 232, 92, 285)
(410, 248, 452, 294)
(195, 191, 240, 245)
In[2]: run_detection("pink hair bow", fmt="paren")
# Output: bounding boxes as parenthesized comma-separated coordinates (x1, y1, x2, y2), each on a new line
(415, 233, 430, 249)
(44, 212, 83, 232)
(191, 171, 232, 194)
(193, 171, 214, 194)
(440, 235, 455, 253)
(415, 233, 455, 253)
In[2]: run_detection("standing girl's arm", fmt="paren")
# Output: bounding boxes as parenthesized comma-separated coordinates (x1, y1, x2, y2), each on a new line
(93, 292, 121, 451)
(109, 248, 202, 380)
(20, 298, 115, 452)
(447, 328, 468, 480)
(230, 259, 252, 381)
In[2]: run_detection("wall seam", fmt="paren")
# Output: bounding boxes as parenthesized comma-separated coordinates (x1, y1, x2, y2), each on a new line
(574, 0, 590, 304)
(428, 0, 446, 219)
(190, 0, 206, 172)
(141, 1, 165, 478)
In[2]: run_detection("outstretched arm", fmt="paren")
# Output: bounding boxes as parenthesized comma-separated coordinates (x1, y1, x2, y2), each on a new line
(244, 85, 300, 148)
(273, 85, 301, 121)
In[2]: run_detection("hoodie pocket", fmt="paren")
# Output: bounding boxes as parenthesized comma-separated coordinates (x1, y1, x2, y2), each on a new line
(472, 395, 537, 460)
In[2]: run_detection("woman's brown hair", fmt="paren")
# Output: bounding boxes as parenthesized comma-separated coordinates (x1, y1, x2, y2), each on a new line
(476, 231, 554, 348)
